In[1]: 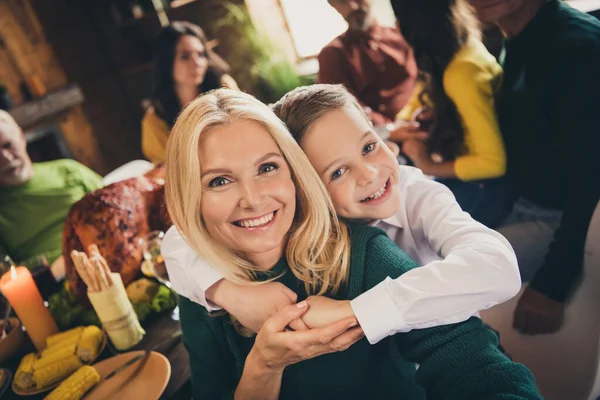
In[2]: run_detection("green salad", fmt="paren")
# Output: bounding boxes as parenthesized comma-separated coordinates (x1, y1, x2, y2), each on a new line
(48, 278, 178, 331)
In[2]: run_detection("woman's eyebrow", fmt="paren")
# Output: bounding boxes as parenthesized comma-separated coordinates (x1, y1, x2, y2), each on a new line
(255, 152, 283, 165)
(201, 167, 231, 177)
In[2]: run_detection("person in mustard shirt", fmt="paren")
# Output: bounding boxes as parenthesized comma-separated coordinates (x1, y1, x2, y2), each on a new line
(142, 21, 238, 164)
(389, 0, 512, 228)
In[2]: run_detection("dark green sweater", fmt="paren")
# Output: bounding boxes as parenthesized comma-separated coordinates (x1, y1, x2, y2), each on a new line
(179, 223, 541, 399)
(497, 0, 600, 301)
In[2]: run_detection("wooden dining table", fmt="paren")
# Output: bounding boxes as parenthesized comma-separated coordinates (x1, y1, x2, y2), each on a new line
(2, 308, 191, 400)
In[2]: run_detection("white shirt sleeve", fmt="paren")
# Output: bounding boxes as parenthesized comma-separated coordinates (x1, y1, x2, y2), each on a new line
(351, 167, 521, 344)
(161, 225, 224, 311)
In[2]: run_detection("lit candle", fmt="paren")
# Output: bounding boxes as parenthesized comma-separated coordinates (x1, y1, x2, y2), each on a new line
(0, 266, 58, 351)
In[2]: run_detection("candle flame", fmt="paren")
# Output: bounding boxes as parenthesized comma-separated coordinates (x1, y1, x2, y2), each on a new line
(10, 266, 17, 281)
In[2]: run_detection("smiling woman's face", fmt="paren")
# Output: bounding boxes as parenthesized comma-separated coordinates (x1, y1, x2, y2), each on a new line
(199, 119, 297, 269)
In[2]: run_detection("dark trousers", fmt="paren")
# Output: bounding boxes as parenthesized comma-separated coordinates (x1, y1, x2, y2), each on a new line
(437, 177, 516, 229)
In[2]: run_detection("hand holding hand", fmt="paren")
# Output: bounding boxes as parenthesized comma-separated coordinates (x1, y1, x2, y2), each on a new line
(209, 280, 309, 333)
(247, 302, 364, 375)
(301, 296, 356, 329)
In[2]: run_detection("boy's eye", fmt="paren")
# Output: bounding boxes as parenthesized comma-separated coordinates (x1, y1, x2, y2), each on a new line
(208, 177, 230, 188)
(363, 142, 377, 154)
(331, 167, 347, 180)
(259, 162, 279, 174)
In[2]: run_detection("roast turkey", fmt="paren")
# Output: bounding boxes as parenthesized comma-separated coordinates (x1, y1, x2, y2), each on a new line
(63, 166, 170, 302)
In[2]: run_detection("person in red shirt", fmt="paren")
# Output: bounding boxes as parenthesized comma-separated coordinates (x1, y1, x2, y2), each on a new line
(318, 0, 417, 126)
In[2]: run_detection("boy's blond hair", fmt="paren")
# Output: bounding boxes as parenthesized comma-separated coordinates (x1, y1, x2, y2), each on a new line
(272, 84, 370, 144)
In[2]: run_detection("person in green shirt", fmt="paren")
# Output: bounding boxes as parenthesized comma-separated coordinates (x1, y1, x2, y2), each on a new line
(165, 89, 541, 399)
(0, 110, 103, 266)
(470, 0, 600, 335)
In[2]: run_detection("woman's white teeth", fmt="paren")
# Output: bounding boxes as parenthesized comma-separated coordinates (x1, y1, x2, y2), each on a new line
(362, 183, 387, 202)
(237, 212, 274, 228)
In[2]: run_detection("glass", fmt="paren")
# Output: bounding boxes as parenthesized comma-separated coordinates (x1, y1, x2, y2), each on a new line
(21, 255, 59, 301)
(0, 255, 16, 277)
(139, 231, 169, 284)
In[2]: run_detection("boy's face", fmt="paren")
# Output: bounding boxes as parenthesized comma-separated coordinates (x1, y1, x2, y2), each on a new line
(300, 106, 400, 221)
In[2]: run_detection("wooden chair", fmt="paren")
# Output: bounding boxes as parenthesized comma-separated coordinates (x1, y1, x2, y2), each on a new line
(480, 200, 600, 400)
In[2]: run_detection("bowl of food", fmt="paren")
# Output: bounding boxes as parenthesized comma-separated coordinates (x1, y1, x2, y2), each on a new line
(0, 317, 25, 365)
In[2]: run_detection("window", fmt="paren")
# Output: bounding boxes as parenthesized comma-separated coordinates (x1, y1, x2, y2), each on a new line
(279, 0, 396, 59)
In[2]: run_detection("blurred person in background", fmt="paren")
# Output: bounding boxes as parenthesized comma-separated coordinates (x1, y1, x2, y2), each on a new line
(470, 0, 600, 334)
(142, 21, 238, 164)
(0, 110, 103, 266)
(318, 0, 417, 127)
(389, 0, 511, 228)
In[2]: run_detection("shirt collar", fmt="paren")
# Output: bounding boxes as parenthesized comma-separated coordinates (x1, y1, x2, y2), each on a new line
(381, 212, 403, 228)
(344, 22, 383, 41)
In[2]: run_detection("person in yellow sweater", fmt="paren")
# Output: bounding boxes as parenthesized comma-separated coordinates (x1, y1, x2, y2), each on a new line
(142, 21, 238, 164)
(389, 0, 513, 228)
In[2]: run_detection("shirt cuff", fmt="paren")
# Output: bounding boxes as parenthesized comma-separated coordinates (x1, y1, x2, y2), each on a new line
(350, 278, 406, 344)
(191, 267, 225, 312)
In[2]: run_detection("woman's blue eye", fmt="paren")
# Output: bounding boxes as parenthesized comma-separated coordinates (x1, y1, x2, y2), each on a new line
(259, 163, 278, 174)
(363, 142, 376, 154)
(208, 177, 229, 188)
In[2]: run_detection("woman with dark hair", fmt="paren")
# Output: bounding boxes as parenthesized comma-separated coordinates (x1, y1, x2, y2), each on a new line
(142, 21, 238, 163)
(389, 0, 512, 228)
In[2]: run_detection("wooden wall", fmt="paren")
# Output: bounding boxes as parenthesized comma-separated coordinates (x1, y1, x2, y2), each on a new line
(29, 0, 145, 173)
(1, 0, 296, 174)
(0, 0, 106, 173)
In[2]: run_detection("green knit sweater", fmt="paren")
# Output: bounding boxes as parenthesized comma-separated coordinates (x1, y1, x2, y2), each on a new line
(179, 223, 541, 399)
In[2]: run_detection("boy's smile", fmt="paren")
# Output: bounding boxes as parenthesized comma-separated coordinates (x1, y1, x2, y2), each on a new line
(300, 106, 401, 221)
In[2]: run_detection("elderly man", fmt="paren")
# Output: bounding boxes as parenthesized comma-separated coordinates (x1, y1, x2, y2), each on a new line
(318, 0, 417, 126)
(470, 0, 600, 334)
(0, 110, 103, 266)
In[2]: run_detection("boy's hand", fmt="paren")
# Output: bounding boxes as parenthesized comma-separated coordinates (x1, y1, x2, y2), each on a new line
(301, 296, 359, 329)
(209, 280, 307, 333)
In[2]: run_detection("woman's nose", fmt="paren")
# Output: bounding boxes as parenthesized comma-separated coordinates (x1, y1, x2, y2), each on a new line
(238, 180, 265, 210)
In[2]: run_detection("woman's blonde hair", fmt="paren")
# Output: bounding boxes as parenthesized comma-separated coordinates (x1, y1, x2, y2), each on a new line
(165, 88, 351, 297)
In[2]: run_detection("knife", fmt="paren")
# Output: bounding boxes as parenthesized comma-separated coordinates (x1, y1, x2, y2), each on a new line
(103, 351, 149, 382)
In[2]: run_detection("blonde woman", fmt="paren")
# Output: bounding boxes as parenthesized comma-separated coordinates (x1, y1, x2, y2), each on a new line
(165, 89, 540, 399)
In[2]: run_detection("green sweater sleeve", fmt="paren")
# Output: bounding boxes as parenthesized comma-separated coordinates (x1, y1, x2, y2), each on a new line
(74, 161, 103, 193)
(179, 295, 238, 400)
(363, 233, 542, 399)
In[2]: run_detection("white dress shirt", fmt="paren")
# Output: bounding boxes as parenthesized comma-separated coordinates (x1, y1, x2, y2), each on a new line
(162, 166, 521, 344)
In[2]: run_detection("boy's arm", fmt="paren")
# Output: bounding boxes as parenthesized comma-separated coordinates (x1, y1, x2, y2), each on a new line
(365, 234, 540, 398)
(162, 226, 302, 333)
(352, 167, 520, 343)
(162, 225, 224, 311)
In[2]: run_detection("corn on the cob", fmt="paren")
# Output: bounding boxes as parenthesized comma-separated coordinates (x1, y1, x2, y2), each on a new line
(14, 352, 37, 389)
(40, 343, 77, 361)
(33, 354, 82, 389)
(34, 344, 77, 370)
(45, 327, 84, 349)
(76, 325, 102, 363)
(44, 365, 100, 400)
